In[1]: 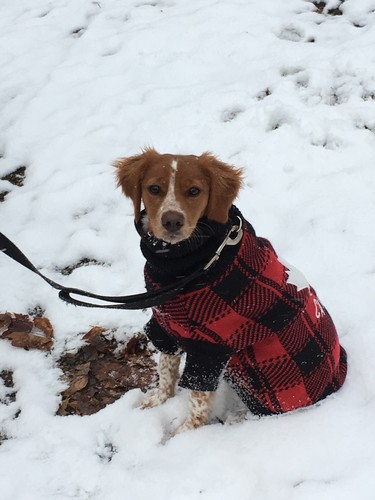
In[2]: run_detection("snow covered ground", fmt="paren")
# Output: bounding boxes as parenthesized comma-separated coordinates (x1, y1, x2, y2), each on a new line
(1, 0, 375, 498)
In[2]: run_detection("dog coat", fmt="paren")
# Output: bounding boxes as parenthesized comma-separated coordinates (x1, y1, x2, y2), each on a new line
(140, 206, 347, 415)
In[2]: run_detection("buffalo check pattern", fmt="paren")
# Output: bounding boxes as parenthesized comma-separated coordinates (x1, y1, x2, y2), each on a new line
(147, 219, 347, 415)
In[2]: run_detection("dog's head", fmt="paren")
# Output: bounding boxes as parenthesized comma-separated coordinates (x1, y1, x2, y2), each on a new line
(114, 148, 243, 244)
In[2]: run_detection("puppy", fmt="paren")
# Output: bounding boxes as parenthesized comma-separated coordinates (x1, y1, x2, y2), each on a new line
(115, 148, 347, 434)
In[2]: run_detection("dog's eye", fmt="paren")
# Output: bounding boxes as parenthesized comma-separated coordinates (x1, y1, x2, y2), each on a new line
(187, 187, 201, 197)
(148, 185, 161, 195)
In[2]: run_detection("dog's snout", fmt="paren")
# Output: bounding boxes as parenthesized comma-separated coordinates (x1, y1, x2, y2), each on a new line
(161, 211, 185, 233)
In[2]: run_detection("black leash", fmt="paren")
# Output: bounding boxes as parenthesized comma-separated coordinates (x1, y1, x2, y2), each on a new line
(0, 219, 243, 310)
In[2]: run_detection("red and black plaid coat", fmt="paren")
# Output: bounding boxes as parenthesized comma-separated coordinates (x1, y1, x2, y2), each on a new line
(143, 212, 347, 416)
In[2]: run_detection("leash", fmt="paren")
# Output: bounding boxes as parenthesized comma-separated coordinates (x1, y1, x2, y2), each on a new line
(0, 218, 243, 310)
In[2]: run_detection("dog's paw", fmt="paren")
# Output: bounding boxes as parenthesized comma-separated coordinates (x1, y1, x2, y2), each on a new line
(172, 422, 192, 435)
(172, 419, 201, 436)
(138, 389, 172, 409)
(225, 409, 249, 425)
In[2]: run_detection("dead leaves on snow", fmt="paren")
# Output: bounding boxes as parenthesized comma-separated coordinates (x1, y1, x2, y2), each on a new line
(0, 312, 53, 350)
(57, 328, 157, 416)
(0, 315, 157, 420)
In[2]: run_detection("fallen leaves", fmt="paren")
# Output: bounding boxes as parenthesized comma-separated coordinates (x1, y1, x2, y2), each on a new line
(0, 314, 158, 418)
(0, 313, 54, 350)
(57, 328, 157, 416)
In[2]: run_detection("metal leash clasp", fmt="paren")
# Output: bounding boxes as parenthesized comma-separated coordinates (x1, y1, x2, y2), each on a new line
(203, 216, 243, 271)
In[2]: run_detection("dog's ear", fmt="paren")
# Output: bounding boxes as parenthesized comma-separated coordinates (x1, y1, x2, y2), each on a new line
(199, 153, 244, 223)
(114, 148, 157, 221)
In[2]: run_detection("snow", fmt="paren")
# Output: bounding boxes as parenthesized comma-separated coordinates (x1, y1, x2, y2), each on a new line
(1, 0, 375, 498)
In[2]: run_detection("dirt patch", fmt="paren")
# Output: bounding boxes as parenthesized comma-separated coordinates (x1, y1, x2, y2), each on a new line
(1, 166, 27, 187)
(57, 328, 157, 416)
(0, 165, 27, 202)
(57, 258, 106, 276)
(313, 1, 344, 16)
(0, 315, 158, 419)
(0, 370, 16, 404)
(0, 370, 17, 444)
(0, 191, 9, 202)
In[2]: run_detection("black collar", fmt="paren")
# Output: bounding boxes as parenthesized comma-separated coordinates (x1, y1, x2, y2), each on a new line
(136, 205, 245, 285)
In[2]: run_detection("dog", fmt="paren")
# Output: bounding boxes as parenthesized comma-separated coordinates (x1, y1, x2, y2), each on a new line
(115, 148, 347, 434)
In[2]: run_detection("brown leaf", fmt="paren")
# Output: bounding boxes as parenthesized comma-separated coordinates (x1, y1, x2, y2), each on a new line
(0, 313, 54, 350)
(33, 317, 53, 339)
(79, 345, 99, 363)
(5, 330, 53, 350)
(9, 313, 34, 333)
(78, 396, 102, 416)
(123, 334, 149, 355)
(58, 398, 70, 416)
(0, 313, 12, 335)
(74, 362, 91, 376)
(83, 326, 106, 342)
(66, 374, 89, 396)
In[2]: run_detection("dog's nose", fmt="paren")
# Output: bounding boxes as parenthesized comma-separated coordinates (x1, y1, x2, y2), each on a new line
(161, 211, 185, 233)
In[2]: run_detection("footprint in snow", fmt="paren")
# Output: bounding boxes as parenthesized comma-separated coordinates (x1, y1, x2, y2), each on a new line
(280, 66, 304, 77)
(277, 24, 305, 42)
(71, 26, 88, 38)
(221, 106, 246, 123)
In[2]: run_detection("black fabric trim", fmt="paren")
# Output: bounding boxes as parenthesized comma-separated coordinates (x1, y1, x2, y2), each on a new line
(178, 341, 233, 391)
(144, 317, 180, 355)
(223, 373, 273, 416)
(144, 317, 233, 391)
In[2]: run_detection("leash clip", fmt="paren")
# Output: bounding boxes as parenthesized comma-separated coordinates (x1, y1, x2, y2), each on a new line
(225, 216, 243, 246)
(203, 216, 243, 271)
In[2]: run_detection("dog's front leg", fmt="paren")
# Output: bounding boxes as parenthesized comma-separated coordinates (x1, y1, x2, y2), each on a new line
(174, 390, 214, 434)
(139, 353, 181, 409)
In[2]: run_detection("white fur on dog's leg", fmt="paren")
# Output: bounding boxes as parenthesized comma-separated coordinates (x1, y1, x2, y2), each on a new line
(173, 390, 213, 435)
(139, 353, 181, 409)
(139, 388, 171, 409)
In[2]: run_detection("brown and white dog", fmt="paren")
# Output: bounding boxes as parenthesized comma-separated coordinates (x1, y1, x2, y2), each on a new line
(115, 148, 243, 433)
(115, 148, 347, 434)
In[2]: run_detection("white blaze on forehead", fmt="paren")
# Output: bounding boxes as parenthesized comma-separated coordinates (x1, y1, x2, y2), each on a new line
(159, 159, 182, 213)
